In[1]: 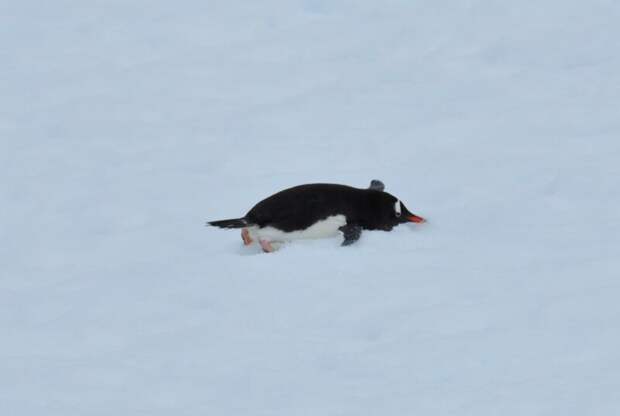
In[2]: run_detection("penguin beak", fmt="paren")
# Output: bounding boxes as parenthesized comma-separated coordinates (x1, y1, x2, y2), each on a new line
(407, 214, 426, 223)
(400, 204, 426, 224)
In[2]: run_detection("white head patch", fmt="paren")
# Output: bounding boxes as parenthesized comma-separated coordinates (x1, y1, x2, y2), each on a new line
(394, 200, 401, 217)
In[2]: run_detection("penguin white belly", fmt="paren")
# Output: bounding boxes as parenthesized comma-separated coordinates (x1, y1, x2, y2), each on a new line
(252, 215, 347, 242)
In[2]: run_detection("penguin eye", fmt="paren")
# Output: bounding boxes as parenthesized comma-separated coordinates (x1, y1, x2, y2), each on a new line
(394, 200, 401, 217)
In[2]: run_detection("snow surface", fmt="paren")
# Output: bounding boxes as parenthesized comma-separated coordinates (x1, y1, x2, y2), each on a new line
(2, 1, 620, 414)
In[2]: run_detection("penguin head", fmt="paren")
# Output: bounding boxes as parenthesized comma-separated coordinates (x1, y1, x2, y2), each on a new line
(370, 192, 426, 231)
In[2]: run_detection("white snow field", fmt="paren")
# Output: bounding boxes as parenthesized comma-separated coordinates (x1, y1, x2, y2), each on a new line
(2, 0, 620, 414)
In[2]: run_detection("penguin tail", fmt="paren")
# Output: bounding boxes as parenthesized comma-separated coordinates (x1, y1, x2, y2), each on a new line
(206, 217, 249, 229)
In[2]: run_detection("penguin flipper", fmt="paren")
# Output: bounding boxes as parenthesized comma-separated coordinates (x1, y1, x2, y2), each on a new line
(340, 224, 362, 246)
(368, 179, 385, 191)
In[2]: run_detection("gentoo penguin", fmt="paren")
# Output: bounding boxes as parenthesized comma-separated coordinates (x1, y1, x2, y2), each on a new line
(206, 180, 426, 252)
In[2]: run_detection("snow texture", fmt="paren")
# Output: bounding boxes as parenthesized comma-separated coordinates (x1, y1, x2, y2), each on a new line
(2, 1, 620, 414)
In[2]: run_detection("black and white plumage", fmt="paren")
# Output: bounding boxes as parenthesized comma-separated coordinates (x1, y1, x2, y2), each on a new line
(207, 180, 426, 252)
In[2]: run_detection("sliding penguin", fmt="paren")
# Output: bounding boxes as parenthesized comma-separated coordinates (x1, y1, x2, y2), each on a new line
(207, 180, 426, 252)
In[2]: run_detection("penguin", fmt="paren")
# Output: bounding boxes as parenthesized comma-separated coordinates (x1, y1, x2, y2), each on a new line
(206, 180, 426, 252)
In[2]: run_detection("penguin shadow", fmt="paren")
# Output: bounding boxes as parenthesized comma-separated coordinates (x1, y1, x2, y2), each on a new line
(234, 241, 297, 256)
(230, 221, 431, 256)
(235, 242, 265, 256)
(234, 237, 342, 255)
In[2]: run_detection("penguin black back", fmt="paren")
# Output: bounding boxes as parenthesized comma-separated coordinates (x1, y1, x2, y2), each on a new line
(245, 183, 414, 232)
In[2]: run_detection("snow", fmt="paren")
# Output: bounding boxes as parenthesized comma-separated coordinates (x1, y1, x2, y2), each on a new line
(2, 0, 620, 414)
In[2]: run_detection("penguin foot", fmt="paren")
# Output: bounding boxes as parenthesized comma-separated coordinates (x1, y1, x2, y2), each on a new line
(241, 228, 253, 245)
(259, 239, 275, 253)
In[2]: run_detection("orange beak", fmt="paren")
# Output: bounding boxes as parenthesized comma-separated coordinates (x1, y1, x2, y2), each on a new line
(407, 214, 426, 223)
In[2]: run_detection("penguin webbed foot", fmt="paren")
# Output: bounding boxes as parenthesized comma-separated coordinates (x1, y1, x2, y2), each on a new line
(259, 239, 275, 253)
(340, 224, 362, 246)
(241, 228, 254, 246)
